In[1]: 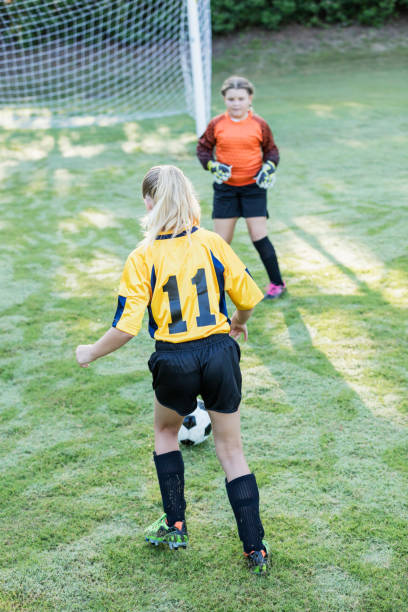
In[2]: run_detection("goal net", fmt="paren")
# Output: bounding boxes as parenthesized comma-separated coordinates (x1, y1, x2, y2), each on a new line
(0, 0, 211, 132)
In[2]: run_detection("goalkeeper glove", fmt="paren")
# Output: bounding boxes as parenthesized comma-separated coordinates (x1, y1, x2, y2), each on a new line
(254, 161, 276, 189)
(207, 160, 232, 184)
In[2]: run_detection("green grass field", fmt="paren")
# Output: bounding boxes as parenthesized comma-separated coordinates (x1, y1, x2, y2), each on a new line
(1, 24, 408, 612)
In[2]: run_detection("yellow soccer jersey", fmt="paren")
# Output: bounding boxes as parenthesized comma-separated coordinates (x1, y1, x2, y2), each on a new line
(112, 226, 263, 342)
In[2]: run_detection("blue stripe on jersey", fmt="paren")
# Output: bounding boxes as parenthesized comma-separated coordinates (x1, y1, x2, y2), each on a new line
(151, 264, 157, 294)
(148, 264, 158, 338)
(155, 226, 199, 240)
(210, 250, 230, 323)
(112, 295, 127, 327)
(245, 267, 254, 279)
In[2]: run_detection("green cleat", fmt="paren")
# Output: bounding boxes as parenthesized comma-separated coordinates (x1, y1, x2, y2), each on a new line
(244, 541, 269, 575)
(144, 514, 188, 550)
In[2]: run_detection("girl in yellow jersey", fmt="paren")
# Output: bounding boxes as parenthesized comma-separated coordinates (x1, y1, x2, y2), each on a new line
(76, 165, 268, 574)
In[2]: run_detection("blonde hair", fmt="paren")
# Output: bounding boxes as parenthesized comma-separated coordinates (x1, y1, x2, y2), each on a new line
(140, 165, 201, 248)
(221, 75, 254, 97)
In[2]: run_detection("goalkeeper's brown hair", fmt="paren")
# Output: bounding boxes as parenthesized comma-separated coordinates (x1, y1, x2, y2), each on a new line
(140, 165, 201, 248)
(221, 75, 254, 97)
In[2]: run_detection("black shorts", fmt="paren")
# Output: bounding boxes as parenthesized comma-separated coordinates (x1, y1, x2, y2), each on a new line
(148, 334, 242, 417)
(212, 182, 268, 219)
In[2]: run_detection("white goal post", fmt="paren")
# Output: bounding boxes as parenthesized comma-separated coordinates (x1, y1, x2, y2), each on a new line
(0, 0, 211, 134)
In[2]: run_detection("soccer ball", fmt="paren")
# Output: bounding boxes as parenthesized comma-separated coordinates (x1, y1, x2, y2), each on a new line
(178, 399, 212, 446)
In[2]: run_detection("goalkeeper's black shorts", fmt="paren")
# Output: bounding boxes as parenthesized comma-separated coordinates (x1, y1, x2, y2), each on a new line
(212, 182, 268, 219)
(148, 333, 242, 417)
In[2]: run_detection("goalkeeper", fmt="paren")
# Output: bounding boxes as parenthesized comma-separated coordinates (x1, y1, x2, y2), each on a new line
(197, 75, 286, 299)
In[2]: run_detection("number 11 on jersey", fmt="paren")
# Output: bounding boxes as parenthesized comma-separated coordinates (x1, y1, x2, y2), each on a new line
(163, 268, 216, 334)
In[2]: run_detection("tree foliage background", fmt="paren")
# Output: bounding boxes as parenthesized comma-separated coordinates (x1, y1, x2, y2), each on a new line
(0, 0, 407, 46)
(211, 0, 408, 33)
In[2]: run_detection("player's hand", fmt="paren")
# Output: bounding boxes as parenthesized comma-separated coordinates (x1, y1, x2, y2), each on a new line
(76, 344, 95, 368)
(207, 160, 232, 184)
(229, 312, 248, 341)
(254, 161, 276, 189)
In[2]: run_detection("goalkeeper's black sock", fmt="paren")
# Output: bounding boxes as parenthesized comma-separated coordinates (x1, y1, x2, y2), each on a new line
(253, 236, 283, 285)
(154, 450, 186, 526)
(226, 473, 265, 554)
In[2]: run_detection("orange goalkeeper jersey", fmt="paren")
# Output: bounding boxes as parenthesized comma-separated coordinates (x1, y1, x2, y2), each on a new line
(197, 110, 279, 186)
(112, 226, 263, 342)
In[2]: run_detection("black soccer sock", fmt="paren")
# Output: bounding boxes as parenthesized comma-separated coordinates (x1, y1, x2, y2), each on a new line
(253, 236, 283, 285)
(226, 473, 265, 554)
(153, 450, 186, 526)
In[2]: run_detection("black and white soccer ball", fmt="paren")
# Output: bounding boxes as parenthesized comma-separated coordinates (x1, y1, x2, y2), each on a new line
(178, 399, 212, 446)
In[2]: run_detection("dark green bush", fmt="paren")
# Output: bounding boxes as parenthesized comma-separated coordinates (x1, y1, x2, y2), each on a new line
(0, 0, 406, 45)
(211, 0, 408, 32)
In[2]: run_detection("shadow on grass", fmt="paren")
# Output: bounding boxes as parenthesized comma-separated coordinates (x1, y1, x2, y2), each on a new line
(288, 220, 407, 410)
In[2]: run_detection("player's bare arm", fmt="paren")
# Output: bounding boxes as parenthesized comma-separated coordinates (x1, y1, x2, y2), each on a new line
(76, 327, 133, 368)
(229, 308, 254, 341)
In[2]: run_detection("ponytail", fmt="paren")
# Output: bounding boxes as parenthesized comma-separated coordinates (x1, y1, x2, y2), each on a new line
(140, 165, 200, 248)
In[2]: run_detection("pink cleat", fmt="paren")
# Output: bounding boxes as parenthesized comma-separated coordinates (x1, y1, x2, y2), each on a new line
(264, 281, 286, 300)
